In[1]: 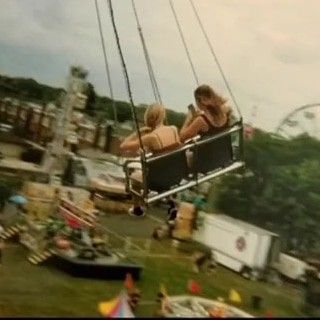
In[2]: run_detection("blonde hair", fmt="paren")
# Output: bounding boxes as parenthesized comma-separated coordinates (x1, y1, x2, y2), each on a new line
(144, 104, 166, 130)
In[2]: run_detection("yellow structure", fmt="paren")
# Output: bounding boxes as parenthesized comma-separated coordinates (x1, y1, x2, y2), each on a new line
(22, 182, 90, 220)
(160, 283, 168, 297)
(83, 198, 96, 215)
(229, 289, 242, 304)
(99, 297, 119, 316)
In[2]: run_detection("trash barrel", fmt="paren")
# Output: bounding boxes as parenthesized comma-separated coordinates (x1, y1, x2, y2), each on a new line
(251, 295, 262, 310)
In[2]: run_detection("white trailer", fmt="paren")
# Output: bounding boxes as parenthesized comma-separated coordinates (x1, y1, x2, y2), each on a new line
(277, 253, 317, 283)
(193, 212, 281, 280)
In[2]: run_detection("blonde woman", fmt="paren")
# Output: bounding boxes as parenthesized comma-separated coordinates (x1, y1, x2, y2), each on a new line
(180, 85, 234, 142)
(120, 104, 181, 217)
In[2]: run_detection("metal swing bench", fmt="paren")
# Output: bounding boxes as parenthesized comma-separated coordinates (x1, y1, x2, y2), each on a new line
(123, 122, 244, 204)
(102, 0, 245, 204)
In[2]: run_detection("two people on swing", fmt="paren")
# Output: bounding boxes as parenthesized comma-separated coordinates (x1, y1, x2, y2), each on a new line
(120, 84, 233, 217)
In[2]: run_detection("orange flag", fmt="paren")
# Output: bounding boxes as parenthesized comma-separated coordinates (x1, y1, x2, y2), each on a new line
(124, 273, 135, 291)
(266, 310, 274, 318)
(187, 280, 202, 295)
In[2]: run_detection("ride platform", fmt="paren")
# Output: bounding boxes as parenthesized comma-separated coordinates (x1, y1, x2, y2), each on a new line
(51, 249, 143, 280)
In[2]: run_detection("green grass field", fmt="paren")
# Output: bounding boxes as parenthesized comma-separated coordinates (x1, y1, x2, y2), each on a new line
(0, 243, 305, 317)
(0, 210, 307, 318)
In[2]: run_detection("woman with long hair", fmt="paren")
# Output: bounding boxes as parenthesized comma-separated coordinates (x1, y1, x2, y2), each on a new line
(120, 104, 181, 217)
(180, 85, 234, 142)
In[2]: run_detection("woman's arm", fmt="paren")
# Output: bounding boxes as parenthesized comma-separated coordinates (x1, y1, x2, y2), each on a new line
(180, 112, 194, 134)
(120, 127, 152, 155)
(180, 106, 197, 133)
(179, 116, 209, 143)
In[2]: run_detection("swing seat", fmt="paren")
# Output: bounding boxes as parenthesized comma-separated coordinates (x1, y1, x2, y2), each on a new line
(194, 124, 240, 176)
(194, 123, 244, 184)
(124, 123, 244, 204)
(146, 146, 191, 192)
(124, 144, 195, 202)
(195, 135, 233, 174)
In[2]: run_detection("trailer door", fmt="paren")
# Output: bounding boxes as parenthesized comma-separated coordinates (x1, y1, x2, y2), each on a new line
(267, 235, 280, 267)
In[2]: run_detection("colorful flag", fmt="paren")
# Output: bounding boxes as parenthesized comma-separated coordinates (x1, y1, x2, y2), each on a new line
(187, 280, 202, 295)
(124, 273, 134, 290)
(99, 291, 135, 318)
(229, 289, 242, 304)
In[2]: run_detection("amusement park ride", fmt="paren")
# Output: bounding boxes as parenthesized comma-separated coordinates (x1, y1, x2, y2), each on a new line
(11, 0, 320, 315)
(0, 66, 143, 279)
(0, 0, 259, 279)
(0, 0, 247, 288)
(2, 0, 320, 317)
(42, 66, 89, 185)
(104, 0, 245, 205)
(161, 295, 253, 318)
(276, 103, 320, 140)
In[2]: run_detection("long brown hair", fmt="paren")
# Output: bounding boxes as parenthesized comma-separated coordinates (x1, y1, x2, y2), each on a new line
(194, 85, 228, 127)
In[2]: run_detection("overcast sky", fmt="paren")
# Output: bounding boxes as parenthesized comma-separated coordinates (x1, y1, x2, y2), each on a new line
(0, 0, 319, 132)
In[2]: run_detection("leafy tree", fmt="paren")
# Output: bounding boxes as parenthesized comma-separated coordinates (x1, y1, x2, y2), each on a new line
(166, 109, 186, 129)
(212, 132, 320, 252)
(116, 101, 134, 123)
(0, 75, 63, 103)
(0, 73, 188, 128)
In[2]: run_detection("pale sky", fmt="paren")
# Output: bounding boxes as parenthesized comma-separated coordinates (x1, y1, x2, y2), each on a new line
(0, 0, 320, 132)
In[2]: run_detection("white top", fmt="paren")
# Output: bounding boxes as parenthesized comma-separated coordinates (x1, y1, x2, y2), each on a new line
(203, 213, 278, 237)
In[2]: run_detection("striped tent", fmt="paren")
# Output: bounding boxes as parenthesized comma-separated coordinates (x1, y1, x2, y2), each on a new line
(99, 291, 135, 318)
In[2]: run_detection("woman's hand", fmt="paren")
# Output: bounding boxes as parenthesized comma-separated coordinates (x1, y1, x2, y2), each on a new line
(184, 105, 201, 127)
(185, 110, 194, 124)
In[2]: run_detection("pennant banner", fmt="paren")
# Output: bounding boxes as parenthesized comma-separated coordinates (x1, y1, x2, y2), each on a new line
(99, 291, 135, 318)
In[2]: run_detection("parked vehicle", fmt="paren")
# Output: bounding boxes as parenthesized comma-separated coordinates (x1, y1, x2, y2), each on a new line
(276, 253, 310, 283)
(193, 212, 281, 280)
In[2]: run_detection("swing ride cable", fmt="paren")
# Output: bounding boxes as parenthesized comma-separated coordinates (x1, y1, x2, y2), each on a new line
(131, 0, 160, 104)
(189, 0, 242, 118)
(106, 0, 145, 154)
(168, 0, 200, 87)
(94, 0, 118, 124)
(131, 0, 162, 105)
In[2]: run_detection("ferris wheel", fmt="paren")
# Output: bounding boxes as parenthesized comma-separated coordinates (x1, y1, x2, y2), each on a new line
(276, 103, 320, 140)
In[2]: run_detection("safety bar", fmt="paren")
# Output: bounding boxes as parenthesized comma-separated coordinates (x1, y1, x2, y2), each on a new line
(122, 123, 242, 168)
(145, 179, 197, 204)
(196, 161, 245, 185)
(193, 123, 242, 147)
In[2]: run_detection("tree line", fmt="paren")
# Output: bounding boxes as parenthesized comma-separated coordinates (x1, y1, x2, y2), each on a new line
(0, 75, 186, 128)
